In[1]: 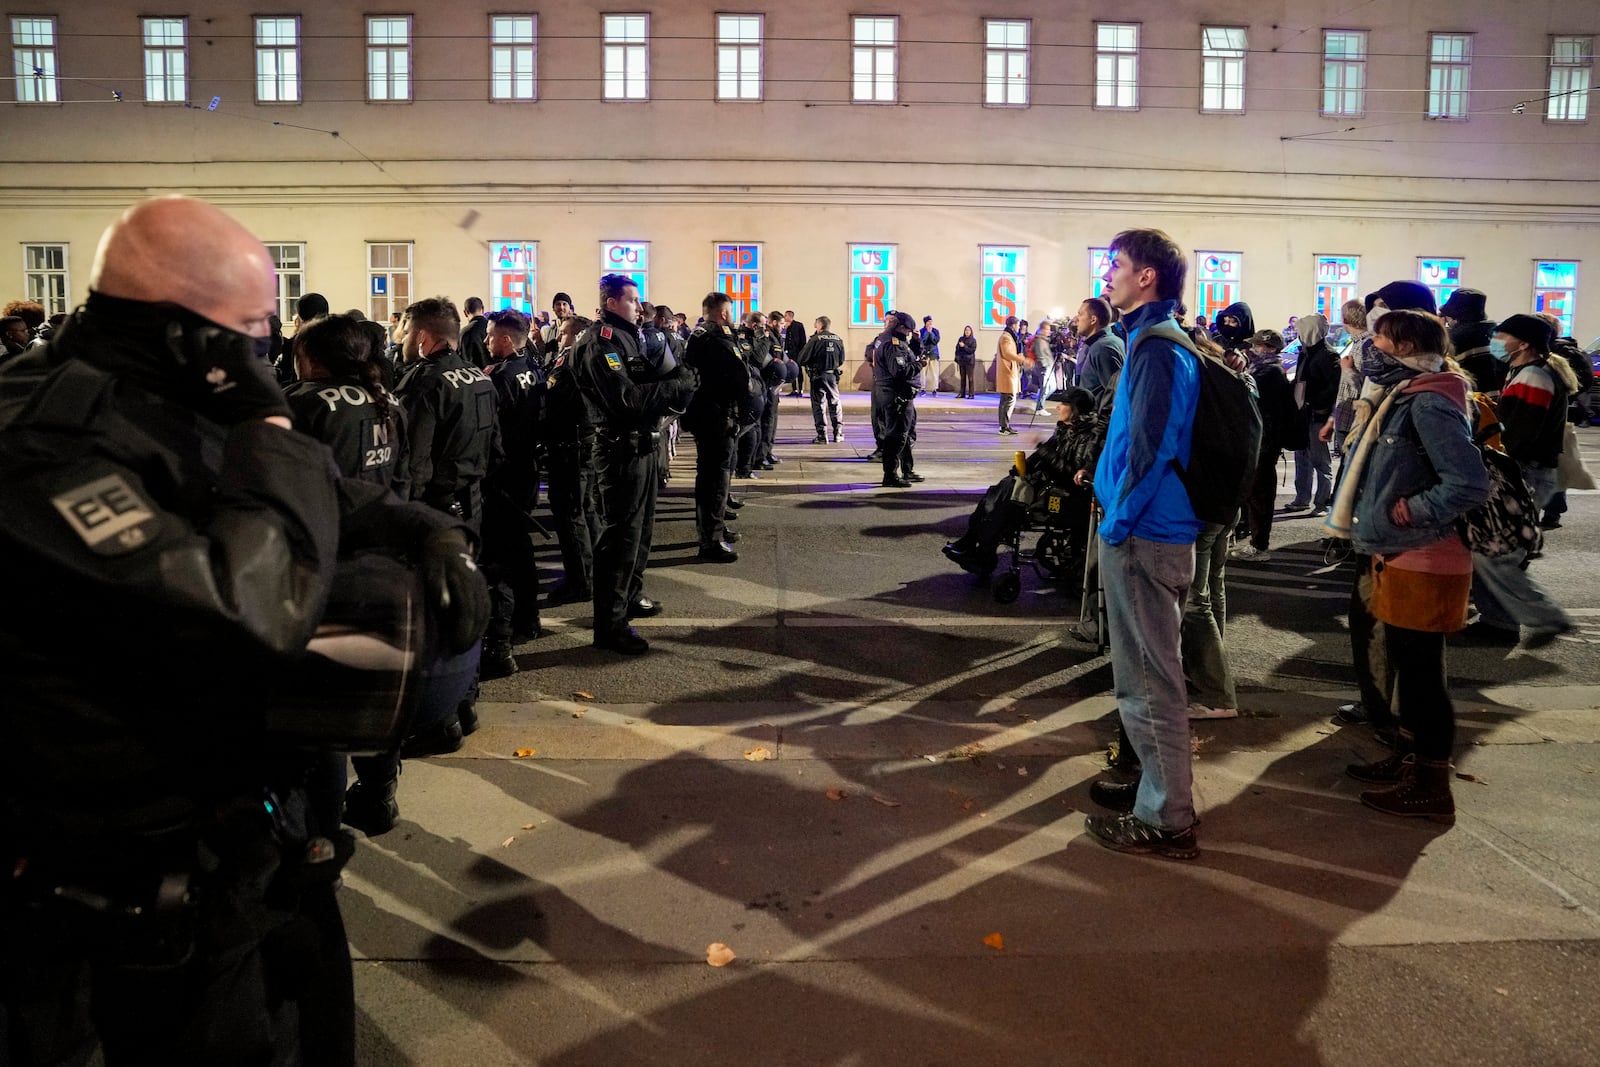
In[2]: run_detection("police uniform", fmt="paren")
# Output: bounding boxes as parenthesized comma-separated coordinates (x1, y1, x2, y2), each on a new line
(481, 348, 546, 650)
(872, 322, 920, 486)
(0, 297, 472, 1063)
(799, 329, 846, 442)
(682, 321, 750, 555)
(757, 327, 785, 466)
(284, 375, 409, 495)
(570, 312, 696, 650)
(394, 346, 500, 530)
(733, 325, 768, 478)
(541, 344, 601, 599)
(637, 319, 680, 485)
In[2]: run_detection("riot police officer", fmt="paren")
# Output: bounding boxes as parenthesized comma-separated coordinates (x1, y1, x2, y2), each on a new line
(284, 312, 409, 495)
(799, 315, 846, 443)
(733, 313, 768, 479)
(873, 310, 922, 487)
(541, 314, 600, 605)
(682, 292, 749, 563)
(570, 274, 697, 655)
(0, 196, 488, 1065)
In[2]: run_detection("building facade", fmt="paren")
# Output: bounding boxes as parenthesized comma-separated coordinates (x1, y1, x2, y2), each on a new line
(3, 0, 1596, 384)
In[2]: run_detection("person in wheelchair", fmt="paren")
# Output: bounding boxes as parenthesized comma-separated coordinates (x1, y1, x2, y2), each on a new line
(943, 387, 1105, 575)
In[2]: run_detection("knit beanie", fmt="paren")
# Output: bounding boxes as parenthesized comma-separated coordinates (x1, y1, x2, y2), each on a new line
(1495, 313, 1553, 354)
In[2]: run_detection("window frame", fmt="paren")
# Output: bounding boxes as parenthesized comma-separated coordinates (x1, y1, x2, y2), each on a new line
(1416, 256, 1463, 308)
(1546, 35, 1593, 123)
(1093, 22, 1140, 111)
(489, 14, 538, 102)
(1532, 260, 1579, 338)
(599, 240, 650, 299)
(142, 16, 188, 105)
(1313, 254, 1361, 320)
(1320, 28, 1367, 118)
(715, 13, 763, 102)
(851, 15, 898, 105)
(254, 15, 301, 105)
(366, 15, 413, 104)
(601, 13, 649, 102)
(979, 245, 1028, 331)
(983, 18, 1030, 109)
(22, 242, 70, 316)
(714, 242, 762, 320)
(848, 243, 897, 329)
(1200, 25, 1247, 114)
(488, 240, 538, 314)
(11, 16, 60, 105)
(366, 241, 414, 323)
(263, 242, 306, 325)
(1193, 251, 1244, 325)
(1425, 32, 1472, 121)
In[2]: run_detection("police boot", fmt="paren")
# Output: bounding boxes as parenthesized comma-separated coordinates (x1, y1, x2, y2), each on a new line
(882, 468, 911, 488)
(480, 640, 519, 680)
(344, 772, 400, 837)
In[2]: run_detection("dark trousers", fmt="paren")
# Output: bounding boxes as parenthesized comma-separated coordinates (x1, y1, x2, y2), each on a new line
(875, 385, 911, 476)
(480, 501, 540, 643)
(591, 437, 657, 636)
(957, 360, 975, 396)
(759, 386, 779, 461)
(1244, 449, 1281, 550)
(1386, 622, 1454, 760)
(692, 429, 736, 546)
(810, 372, 843, 437)
(1351, 554, 1397, 731)
(870, 389, 888, 447)
(736, 424, 759, 475)
(545, 437, 598, 595)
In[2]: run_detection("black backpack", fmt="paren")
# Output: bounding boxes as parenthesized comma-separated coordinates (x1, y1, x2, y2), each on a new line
(1135, 321, 1263, 525)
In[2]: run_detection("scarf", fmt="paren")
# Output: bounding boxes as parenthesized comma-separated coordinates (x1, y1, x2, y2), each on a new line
(1324, 384, 1400, 540)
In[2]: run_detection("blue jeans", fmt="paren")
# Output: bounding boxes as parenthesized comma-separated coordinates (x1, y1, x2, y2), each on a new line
(1292, 428, 1334, 507)
(1181, 521, 1237, 709)
(1101, 535, 1197, 830)
(1472, 464, 1569, 634)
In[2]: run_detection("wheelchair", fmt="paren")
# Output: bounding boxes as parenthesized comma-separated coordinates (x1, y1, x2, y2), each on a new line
(990, 451, 1092, 606)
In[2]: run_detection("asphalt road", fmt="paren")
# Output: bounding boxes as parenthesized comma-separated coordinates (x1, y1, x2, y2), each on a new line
(346, 395, 1600, 1066)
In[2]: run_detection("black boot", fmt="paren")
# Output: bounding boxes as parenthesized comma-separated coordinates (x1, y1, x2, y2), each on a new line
(344, 771, 400, 837)
(1360, 758, 1455, 824)
(1346, 730, 1414, 783)
(480, 641, 518, 680)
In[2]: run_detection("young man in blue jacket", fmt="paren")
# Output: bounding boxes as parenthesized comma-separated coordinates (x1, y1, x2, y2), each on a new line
(1086, 229, 1204, 859)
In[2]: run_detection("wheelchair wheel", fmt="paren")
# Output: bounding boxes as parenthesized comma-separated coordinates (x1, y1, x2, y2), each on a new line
(1034, 531, 1068, 576)
(994, 571, 1022, 604)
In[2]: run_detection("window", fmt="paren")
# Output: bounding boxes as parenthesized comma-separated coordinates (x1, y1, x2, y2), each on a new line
(717, 15, 762, 101)
(849, 244, 896, 327)
(1314, 255, 1359, 319)
(367, 242, 412, 323)
(984, 20, 1028, 107)
(143, 17, 187, 104)
(600, 240, 649, 298)
(489, 241, 538, 314)
(255, 17, 300, 104)
(603, 14, 648, 101)
(1089, 247, 1112, 299)
(1194, 252, 1242, 324)
(367, 16, 411, 102)
(1547, 36, 1593, 122)
(852, 16, 897, 103)
(264, 243, 305, 325)
(1321, 30, 1366, 117)
(490, 15, 537, 101)
(1094, 23, 1139, 110)
(980, 247, 1027, 329)
(23, 244, 69, 315)
(1417, 257, 1462, 307)
(11, 17, 58, 104)
(1533, 261, 1578, 337)
(1201, 27, 1246, 113)
(1427, 33, 1471, 119)
(715, 244, 761, 319)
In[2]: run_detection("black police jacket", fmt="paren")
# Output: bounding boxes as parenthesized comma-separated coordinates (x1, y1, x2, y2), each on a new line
(540, 344, 596, 440)
(484, 351, 544, 511)
(570, 312, 695, 436)
(872, 330, 919, 394)
(683, 322, 753, 434)
(394, 346, 501, 513)
(0, 309, 462, 842)
(285, 375, 409, 496)
(799, 331, 846, 377)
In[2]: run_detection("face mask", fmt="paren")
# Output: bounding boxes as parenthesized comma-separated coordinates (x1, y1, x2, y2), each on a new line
(1488, 337, 1512, 362)
(1357, 337, 1390, 381)
(1366, 358, 1413, 387)
(1367, 306, 1388, 328)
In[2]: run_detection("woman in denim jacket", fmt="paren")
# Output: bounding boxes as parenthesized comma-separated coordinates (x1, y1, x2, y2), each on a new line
(1325, 309, 1489, 824)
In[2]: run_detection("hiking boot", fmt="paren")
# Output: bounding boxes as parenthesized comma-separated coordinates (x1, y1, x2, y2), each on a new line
(1088, 779, 1138, 813)
(1347, 750, 1414, 784)
(1360, 759, 1455, 825)
(1083, 813, 1198, 860)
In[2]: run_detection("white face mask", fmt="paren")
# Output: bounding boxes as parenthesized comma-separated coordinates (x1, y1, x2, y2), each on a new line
(1367, 306, 1388, 327)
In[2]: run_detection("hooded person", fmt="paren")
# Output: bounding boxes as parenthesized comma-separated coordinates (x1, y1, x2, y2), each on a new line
(1285, 312, 1340, 513)
(1440, 288, 1500, 392)
(1214, 300, 1255, 352)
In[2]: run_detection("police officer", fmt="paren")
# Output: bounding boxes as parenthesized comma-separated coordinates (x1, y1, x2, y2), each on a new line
(733, 314, 767, 480)
(0, 196, 488, 1064)
(541, 314, 600, 605)
(570, 273, 697, 655)
(873, 310, 922, 488)
(284, 312, 409, 495)
(799, 315, 846, 443)
(682, 291, 749, 563)
(479, 308, 546, 678)
(638, 301, 679, 495)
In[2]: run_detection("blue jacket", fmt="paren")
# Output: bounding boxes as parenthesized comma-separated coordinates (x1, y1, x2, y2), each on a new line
(1351, 374, 1489, 555)
(1094, 300, 1201, 545)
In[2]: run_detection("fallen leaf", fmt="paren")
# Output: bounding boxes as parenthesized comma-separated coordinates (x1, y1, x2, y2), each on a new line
(869, 794, 901, 808)
(825, 789, 847, 801)
(1017, 767, 1029, 777)
(744, 746, 773, 762)
(961, 797, 975, 811)
(522, 823, 536, 830)
(572, 708, 587, 718)
(1494, 987, 1509, 996)
(706, 942, 737, 967)
(922, 754, 940, 763)
(574, 690, 595, 700)
(513, 747, 537, 758)
(501, 836, 516, 848)
(983, 932, 1005, 951)
(1455, 772, 1486, 785)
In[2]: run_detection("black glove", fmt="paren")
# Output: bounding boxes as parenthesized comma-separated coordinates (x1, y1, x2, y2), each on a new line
(165, 311, 292, 424)
(421, 528, 491, 654)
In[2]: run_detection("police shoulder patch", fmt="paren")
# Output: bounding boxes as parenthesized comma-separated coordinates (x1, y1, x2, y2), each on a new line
(51, 472, 158, 556)
(604, 353, 623, 371)
(600, 325, 614, 340)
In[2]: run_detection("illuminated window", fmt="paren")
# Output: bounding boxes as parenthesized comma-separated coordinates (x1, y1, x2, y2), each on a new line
(1417, 257, 1462, 307)
(1533, 261, 1578, 337)
(716, 244, 761, 319)
(717, 15, 762, 101)
(264, 243, 305, 324)
(23, 243, 69, 315)
(1089, 247, 1112, 299)
(1321, 30, 1366, 117)
(491, 16, 537, 101)
(603, 14, 648, 101)
(984, 20, 1029, 107)
(1427, 33, 1471, 119)
(1194, 252, 1243, 323)
(367, 16, 412, 102)
(368, 242, 413, 323)
(1094, 23, 1138, 110)
(1547, 36, 1592, 122)
(849, 244, 896, 328)
(1314, 255, 1360, 319)
(1201, 27, 1246, 113)
(11, 17, 58, 104)
(143, 17, 187, 104)
(254, 17, 300, 104)
(489, 242, 538, 314)
(852, 16, 897, 103)
(600, 240, 649, 298)
(980, 247, 1027, 329)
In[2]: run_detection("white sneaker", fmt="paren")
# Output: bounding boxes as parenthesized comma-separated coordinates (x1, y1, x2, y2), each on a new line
(1188, 702, 1239, 720)
(1229, 544, 1270, 561)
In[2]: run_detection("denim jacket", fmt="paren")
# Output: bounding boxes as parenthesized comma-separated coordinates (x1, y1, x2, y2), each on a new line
(1350, 374, 1489, 555)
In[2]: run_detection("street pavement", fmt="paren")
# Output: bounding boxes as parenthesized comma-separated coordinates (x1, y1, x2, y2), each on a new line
(348, 393, 1600, 1066)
